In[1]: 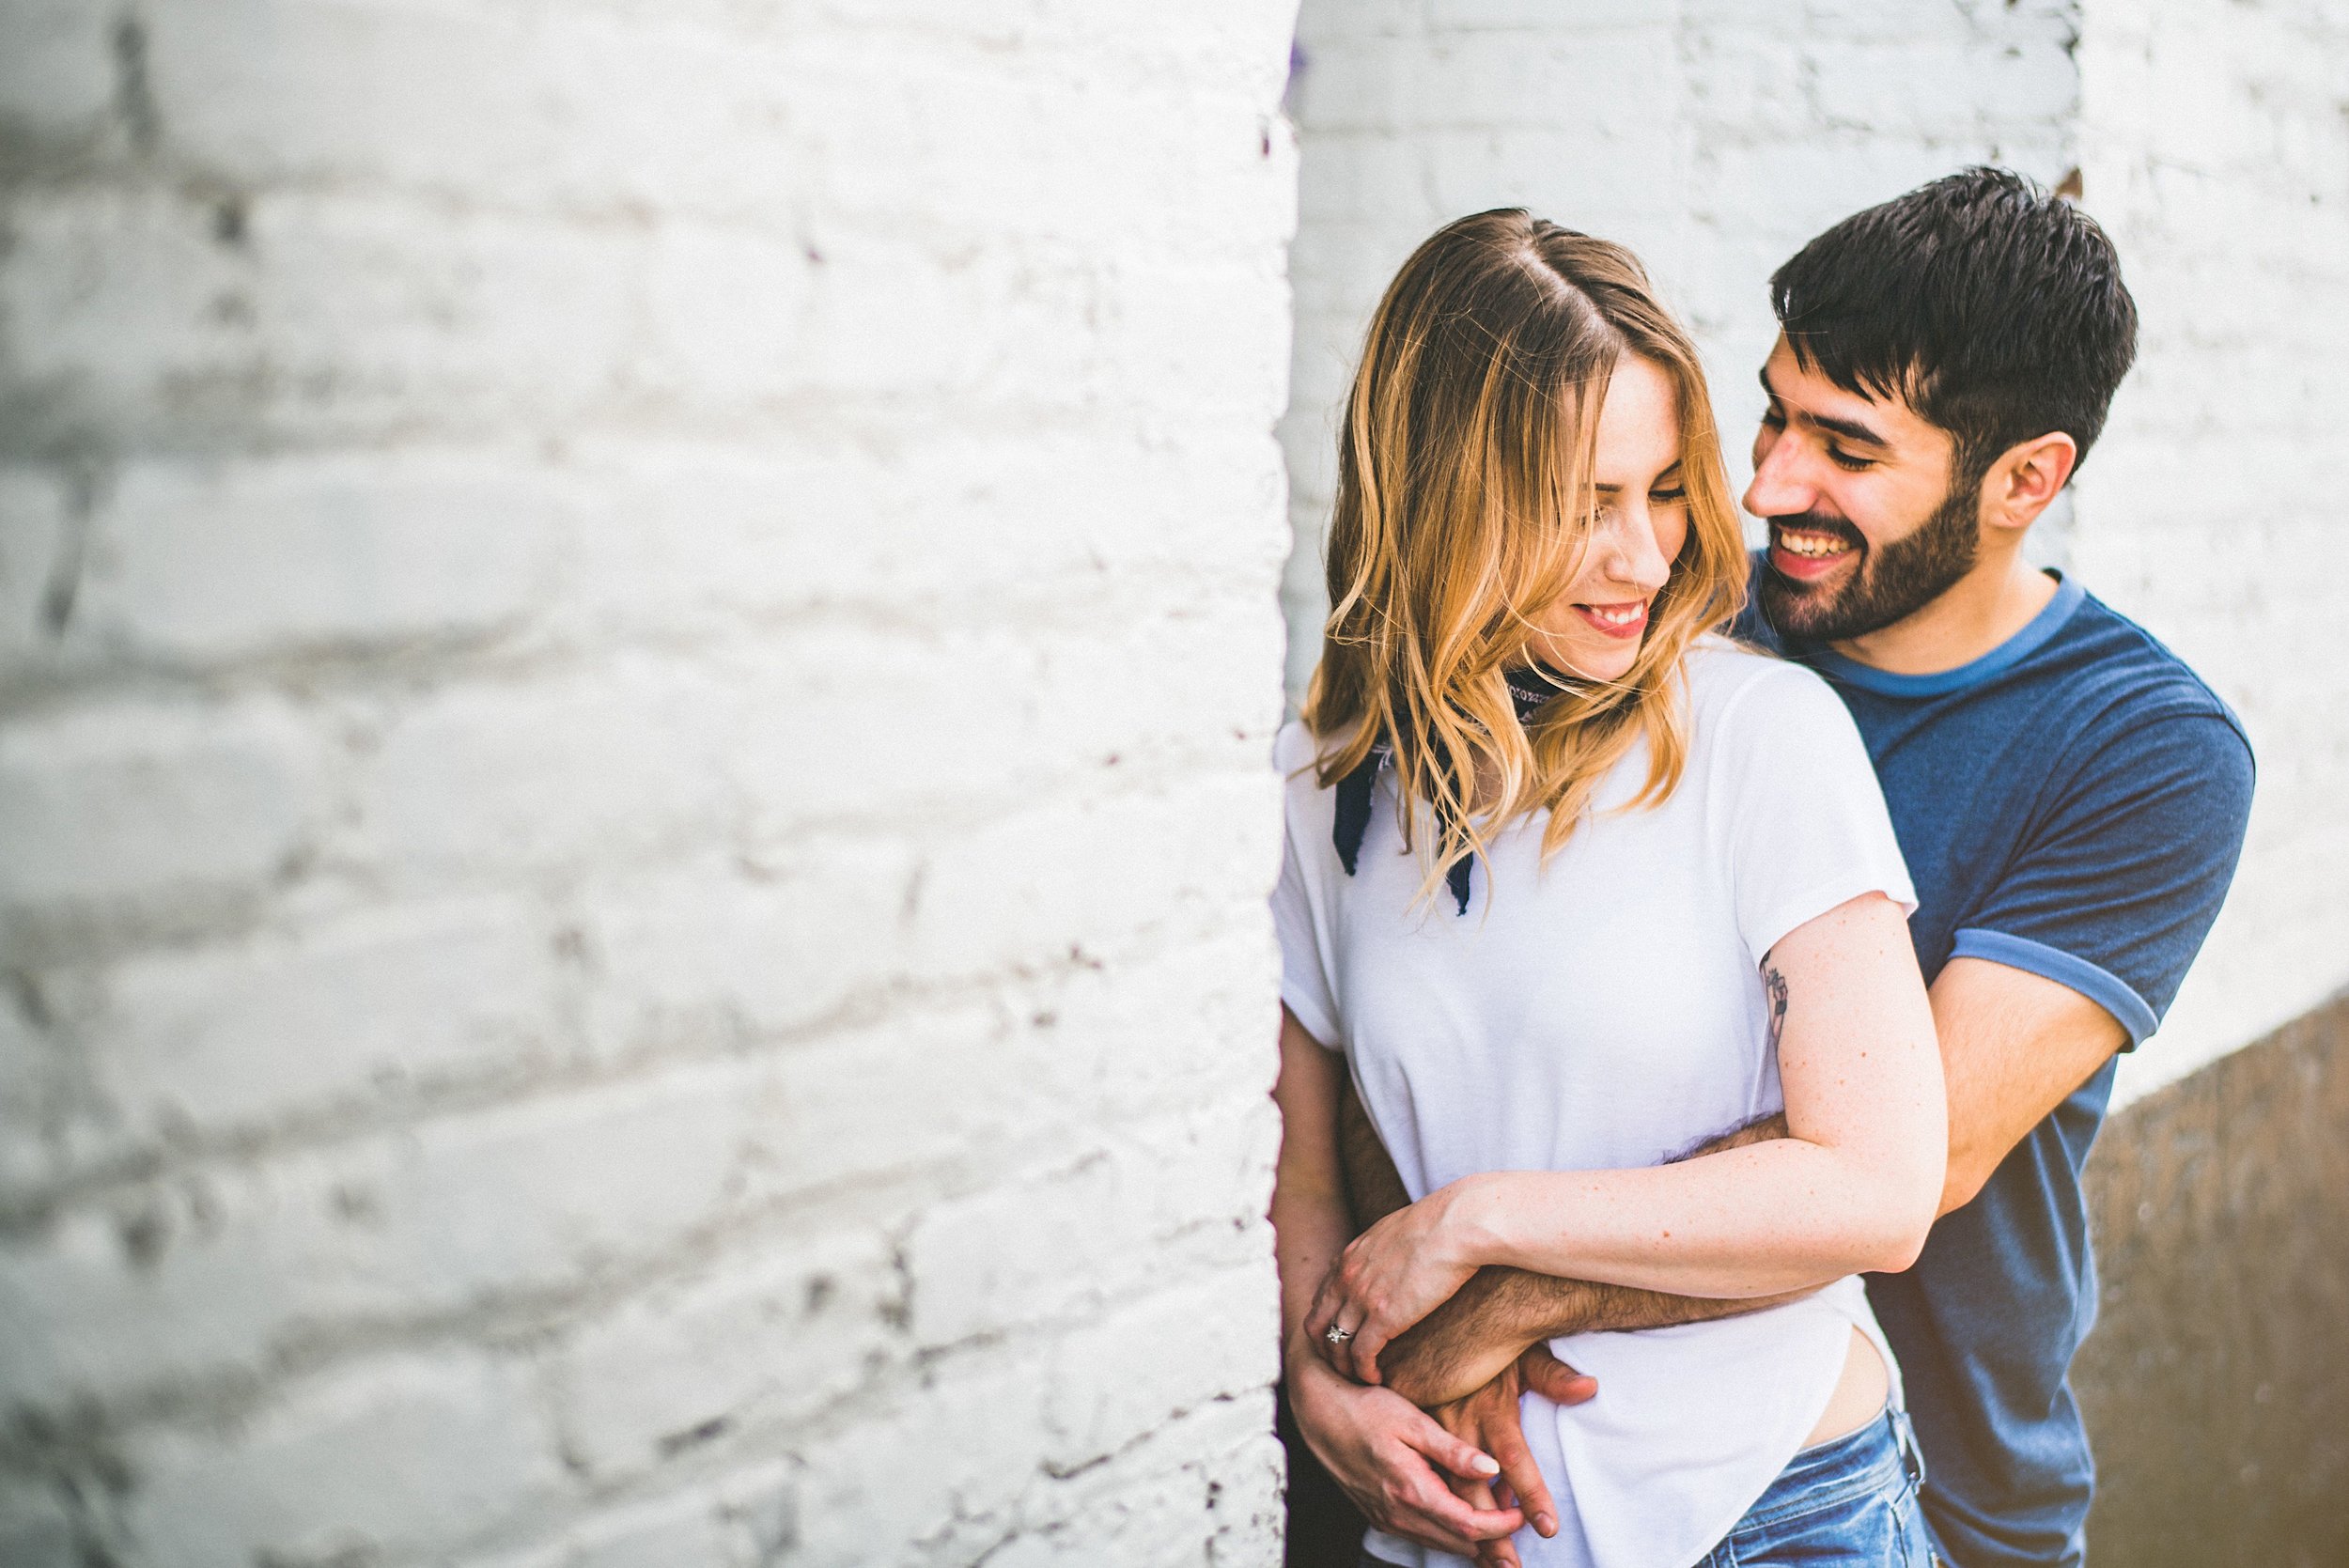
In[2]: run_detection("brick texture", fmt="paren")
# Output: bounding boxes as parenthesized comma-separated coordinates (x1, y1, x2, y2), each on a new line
(2074, 0, 2349, 1103)
(0, 3, 1301, 1564)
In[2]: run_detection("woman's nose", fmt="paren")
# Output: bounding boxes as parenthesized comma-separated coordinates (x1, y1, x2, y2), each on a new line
(1598, 504, 1672, 593)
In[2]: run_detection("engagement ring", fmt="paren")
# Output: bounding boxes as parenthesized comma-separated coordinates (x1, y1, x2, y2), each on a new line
(1326, 1325, 1354, 1345)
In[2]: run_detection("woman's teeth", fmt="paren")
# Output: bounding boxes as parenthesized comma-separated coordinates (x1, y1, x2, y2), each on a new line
(1581, 603, 1644, 627)
(1776, 530, 1853, 559)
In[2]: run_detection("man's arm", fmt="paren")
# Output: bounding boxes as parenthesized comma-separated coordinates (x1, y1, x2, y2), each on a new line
(1353, 955, 2128, 1408)
(1929, 956, 2124, 1210)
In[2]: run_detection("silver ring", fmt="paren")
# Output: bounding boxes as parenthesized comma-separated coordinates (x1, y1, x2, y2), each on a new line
(1326, 1324, 1354, 1346)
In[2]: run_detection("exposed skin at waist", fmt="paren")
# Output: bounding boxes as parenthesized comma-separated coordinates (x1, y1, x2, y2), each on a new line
(1805, 1327, 1890, 1448)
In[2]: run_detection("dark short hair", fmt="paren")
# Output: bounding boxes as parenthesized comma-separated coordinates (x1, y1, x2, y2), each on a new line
(1770, 166, 2139, 485)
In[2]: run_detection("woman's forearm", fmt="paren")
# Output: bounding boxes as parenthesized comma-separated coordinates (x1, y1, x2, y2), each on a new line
(1449, 1135, 1937, 1298)
(1377, 1111, 1812, 1405)
(1439, 896, 1945, 1299)
(1303, 895, 1943, 1376)
(1271, 1007, 1355, 1354)
(1275, 1167, 1352, 1357)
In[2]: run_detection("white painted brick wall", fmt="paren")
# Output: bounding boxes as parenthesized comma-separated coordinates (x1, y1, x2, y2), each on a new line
(2074, 0, 2349, 1103)
(0, 3, 1299, 1564)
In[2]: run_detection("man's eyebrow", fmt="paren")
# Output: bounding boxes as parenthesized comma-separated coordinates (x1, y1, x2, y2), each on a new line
(1757, 367, 1890, 448)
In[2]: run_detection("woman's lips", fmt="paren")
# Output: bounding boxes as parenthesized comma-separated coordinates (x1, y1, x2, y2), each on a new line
(1573, 600, 1649, 640)
(1769, 524, 1859, 582)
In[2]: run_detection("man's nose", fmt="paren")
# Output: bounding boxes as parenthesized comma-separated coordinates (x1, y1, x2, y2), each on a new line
(1743, 431, 1816, 520)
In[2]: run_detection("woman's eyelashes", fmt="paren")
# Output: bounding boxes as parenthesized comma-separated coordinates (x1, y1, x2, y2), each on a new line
(1589, 474, 1684, 522)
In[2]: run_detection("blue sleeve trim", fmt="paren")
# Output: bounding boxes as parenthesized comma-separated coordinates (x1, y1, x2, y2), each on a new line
(1950, 928, 2161, 1048)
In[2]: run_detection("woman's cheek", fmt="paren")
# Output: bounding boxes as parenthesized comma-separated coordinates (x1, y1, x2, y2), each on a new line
(1661, 509, 1692, 567)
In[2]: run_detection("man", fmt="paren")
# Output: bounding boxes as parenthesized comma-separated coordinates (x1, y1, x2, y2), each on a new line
(1286, 168, 2255, 1567)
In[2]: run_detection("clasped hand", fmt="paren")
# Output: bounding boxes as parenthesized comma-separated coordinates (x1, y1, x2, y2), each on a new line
(1294, 1180, 1599, 1567)
(1289, 1325, 1593, 1567)
(1305, 1176, 1487, 1384)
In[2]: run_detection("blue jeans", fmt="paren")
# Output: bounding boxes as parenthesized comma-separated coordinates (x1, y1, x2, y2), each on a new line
(1692, 1405, 1934, 1567)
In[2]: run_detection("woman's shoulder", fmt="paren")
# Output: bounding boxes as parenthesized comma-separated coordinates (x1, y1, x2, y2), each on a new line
(1274, 720, 1346, 830)
(1273, 720, 1346, 879)
(1683, 633, 1843, 719)
(1273, 717, 1327, 781)
(1680, 635, 1867, 772)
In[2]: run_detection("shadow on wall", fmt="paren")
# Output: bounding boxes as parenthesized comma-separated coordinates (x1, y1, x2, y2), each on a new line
(2077, 990, 2349, 1567)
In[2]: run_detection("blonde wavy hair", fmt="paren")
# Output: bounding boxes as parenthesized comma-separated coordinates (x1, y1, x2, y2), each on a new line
(1304, 210, 1748, 905)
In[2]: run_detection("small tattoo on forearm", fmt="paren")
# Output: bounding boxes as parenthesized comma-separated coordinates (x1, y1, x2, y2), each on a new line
(1763, 963, 1789, 1054)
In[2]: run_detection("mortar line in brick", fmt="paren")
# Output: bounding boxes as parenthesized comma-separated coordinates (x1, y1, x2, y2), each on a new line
(0, 1194, 1275, 1501)
(0, 911, 1272, 1231)
(0, 571, 1282, 724)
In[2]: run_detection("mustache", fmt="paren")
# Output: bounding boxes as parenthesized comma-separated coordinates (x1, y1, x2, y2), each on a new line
(1765, 512, 1866, 551)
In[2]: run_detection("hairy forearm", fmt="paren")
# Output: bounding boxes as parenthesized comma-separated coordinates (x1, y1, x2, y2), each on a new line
(1345, 1091, 1809, 1406)
(1339, 1069, 1414, 1230)
(1383, 1263, 1807, 1406)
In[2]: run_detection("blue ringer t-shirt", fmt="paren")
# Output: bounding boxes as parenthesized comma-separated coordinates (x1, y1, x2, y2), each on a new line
(1740, 565, 2255, 1567)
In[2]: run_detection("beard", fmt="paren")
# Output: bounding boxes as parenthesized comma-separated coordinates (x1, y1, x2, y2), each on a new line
(1758, 481, 1981, 644)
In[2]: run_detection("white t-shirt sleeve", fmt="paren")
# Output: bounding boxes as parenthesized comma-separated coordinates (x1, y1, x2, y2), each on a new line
(1270, 725, 1346, 1051)
(1719, 663, 1917, 961)
(1271, 815, 1345, 1050)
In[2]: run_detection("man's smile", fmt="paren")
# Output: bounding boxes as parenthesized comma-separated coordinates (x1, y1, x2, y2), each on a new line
(1768, 521, 1861, 583)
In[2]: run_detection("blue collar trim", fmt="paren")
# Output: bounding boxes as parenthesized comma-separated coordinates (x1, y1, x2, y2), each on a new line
(1808, 572, 2086, 698)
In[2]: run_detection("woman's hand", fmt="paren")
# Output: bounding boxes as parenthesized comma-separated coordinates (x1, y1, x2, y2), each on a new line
(1306, 1178, 1491, 1384)
(1286, 1342, 1527, 1557)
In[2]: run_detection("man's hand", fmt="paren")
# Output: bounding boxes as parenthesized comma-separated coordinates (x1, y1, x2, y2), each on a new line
(1285, 1344, 1528, 1557)
(1423, 1345, 1599, 1568)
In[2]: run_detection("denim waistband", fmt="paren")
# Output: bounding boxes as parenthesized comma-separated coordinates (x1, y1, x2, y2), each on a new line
(1732, 1405, 1927, 1533)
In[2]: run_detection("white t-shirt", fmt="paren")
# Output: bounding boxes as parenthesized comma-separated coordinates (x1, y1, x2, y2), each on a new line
(1272, 639, 1918, 1568)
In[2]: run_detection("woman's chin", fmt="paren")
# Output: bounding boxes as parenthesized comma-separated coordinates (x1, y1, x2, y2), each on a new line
(1552, 648, 1637, 685)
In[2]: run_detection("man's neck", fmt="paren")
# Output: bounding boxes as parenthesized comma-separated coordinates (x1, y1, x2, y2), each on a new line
(1828, 551, 2061, 676)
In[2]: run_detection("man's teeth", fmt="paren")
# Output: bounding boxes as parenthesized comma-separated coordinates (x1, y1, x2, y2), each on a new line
(1776, 531, 1853, 559)
(1583, 604, 1644, 627)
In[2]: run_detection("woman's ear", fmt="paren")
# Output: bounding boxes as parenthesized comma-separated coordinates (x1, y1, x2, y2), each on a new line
(1985, 431, 2079, 536)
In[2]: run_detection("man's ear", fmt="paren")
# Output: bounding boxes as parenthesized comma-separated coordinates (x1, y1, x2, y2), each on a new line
(1983, 431, 2079, 534)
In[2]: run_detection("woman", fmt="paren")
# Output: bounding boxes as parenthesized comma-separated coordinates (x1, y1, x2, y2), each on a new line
(1270, 210, 1946, 1568)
